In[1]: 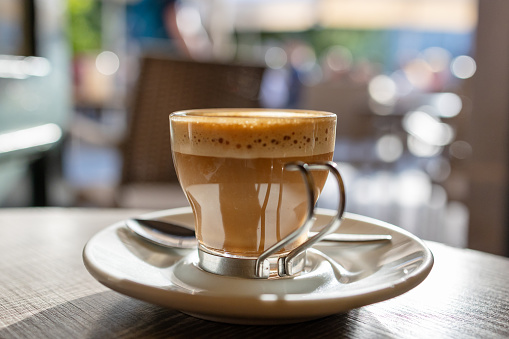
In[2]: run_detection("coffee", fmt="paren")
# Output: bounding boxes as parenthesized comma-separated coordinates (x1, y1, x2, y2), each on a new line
(170, 109, 336, 258)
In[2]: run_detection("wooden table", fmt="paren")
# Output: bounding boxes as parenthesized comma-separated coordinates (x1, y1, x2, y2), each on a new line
(1, 208, 508, 338)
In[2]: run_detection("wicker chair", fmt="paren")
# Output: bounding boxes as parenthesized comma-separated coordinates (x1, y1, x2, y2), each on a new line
(117, 56, 266, 208)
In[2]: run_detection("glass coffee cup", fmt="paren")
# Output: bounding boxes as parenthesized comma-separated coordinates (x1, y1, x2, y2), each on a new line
(169, 109, 345, 279)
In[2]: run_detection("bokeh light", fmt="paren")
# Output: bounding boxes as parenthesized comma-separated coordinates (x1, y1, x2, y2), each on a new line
(422, 47, 451, 73)
(407, 134, 442, 157)
(449, 140, 472, 159)
(451, 55, 476, 79)
(434, 93, 462, 118)
(376, 134, 403, 162)
(0, 124, 62, 154)
(95, 51, 120, 76)
(390, 69, 413, 97)
(325, 45, 353, 72)
(403, 58, 434, 90)
(396, 169, 432, 207)
(289, 44, 316, 72)
(368, 75, 397, 105)
(23, 57, 52, 77)
(0, 56, 51, 79)
(176, 6, 202, 35)
(425, 157, 451, 182)
(265, 46, 287, 69)
(403, 110, 454, 146)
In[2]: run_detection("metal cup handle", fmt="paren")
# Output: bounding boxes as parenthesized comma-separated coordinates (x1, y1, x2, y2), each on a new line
(255, 161, 346, 278)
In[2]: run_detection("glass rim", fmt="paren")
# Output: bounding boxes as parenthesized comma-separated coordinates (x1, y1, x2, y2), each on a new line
(170, 108, 336, 119)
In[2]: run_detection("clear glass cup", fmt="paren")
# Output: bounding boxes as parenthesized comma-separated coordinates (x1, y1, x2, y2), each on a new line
(170, 109, 345, 278)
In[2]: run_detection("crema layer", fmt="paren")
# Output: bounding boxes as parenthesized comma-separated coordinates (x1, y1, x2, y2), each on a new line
(170, 110, 336, 158)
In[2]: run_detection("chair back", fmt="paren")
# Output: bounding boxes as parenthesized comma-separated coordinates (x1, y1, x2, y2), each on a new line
(120, 56, 266, 185)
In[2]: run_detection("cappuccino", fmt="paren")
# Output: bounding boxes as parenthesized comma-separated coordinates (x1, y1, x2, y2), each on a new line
(170, 109, 336, 258)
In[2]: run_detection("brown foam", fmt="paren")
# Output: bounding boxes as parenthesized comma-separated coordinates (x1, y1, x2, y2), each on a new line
(170, 109, 336, 158)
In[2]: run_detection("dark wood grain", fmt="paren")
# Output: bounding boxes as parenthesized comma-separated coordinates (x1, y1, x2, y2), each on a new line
(0, 208, 508, 338)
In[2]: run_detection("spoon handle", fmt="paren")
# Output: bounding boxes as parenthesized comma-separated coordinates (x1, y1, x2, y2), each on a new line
(126, 218, 392, 249)
(312, 232, 392, 243)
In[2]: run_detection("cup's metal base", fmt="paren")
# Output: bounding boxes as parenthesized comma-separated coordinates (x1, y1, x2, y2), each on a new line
(197, 246, 307, 279)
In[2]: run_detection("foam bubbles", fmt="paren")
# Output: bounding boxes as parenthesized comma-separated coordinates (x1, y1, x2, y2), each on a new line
(170, 110, 336, 158)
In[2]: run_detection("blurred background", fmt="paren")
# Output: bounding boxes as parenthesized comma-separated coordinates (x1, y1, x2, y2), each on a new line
(1, 0, 507, 257)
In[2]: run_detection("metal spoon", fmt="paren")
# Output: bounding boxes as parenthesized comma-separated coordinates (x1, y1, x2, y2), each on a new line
(125, 218, 392, 249)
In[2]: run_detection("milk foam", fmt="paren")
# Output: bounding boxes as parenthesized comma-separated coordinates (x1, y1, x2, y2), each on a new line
(170, 110, 336, 158)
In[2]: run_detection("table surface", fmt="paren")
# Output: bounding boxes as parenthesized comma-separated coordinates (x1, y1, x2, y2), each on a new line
(0, 208, 508, 339)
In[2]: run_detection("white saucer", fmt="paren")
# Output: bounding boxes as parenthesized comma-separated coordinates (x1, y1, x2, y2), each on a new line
(83, 207, 433, 325)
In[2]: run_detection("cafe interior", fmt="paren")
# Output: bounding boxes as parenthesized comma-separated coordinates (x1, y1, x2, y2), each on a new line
(0, 0, 507, 259)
